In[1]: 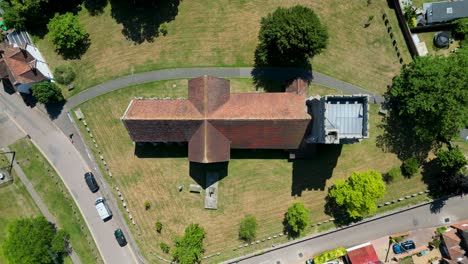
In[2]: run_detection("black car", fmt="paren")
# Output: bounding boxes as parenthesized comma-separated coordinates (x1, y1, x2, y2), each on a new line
(114, 229, 127, 247)
(84, 172, 99, 193)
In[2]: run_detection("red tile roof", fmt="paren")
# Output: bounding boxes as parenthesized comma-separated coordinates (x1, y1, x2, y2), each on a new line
(122, 76, 311, 163)
(451, 220, 468, 231)
(347, 244, 380, 264)
(0, 44, 46, 85)
(442, 229, 466, 261)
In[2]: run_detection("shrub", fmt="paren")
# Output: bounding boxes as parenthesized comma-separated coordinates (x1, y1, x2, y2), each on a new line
(436, 226, 447, 234)
(171, 224, 205, 264)
(285, 202, 311, 237)
(314, 247, 347, 264)
(54, 65, 76, 85)
(437, 148, 467, 176)
(155, 221, 162, 233)
(454, 18, 468, 38)
(239, 215, 257, 242)
(401, 158, 419, 177)
(160, 242, 170, 254)
(429, 239, 441, 248)
(384, 167, 402, 183)
(159, 22, 168, 36)
(31, 82, 64, 104)
(144, 201, 151, 210)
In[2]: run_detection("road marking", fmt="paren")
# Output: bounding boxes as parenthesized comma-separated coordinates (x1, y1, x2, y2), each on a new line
(67, 112, 75, 123)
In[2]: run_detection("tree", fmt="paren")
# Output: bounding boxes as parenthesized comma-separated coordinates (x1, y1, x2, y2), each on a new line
(31, 82, 64, 104)
(255, 5, 328, 66)
(382, 55, 468, 158)
(47, 13, 88, 53)
(0, 0, 49, 30)
(53, 65, 76, 85)
(401, 158, 419, 177)
(2, 217, 69, 264)
(437, 148, 467, 176)
(239, 215, 257, 242)
(329, 170, 386, 219)
(285, 202, 311, 237)
(171, 224, 205, 264)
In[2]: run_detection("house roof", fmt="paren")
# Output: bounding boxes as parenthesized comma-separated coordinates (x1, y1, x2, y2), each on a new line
(122, 76, 311, 163)
(0, 43, 47, 85)
(451, 220, 468, 231)
(347, 243, 381, 264)
(442, 229, 466, 260)
(426, 0, 468, 23)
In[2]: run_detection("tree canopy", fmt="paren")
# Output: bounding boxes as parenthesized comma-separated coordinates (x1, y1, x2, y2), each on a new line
(381, 54, 468, 159)
(2, 217, 69, 264)
(285, 202, 311, 237)
(31, 82, 64, 104)
(239, 215, 258, 242)
(0, 0, 48, 30)
(171, 224, 205, 264)
(455, 18, 468, 38)
(437, 148, 467, 176)
(48, 13, 88, 53)
(255, 5, 328, 66)
(329, 170, 386, 219)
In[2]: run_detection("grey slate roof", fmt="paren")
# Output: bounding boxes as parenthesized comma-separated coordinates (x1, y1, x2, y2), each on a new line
(426, 0, 468, 24)
(306, 95, 369, 144)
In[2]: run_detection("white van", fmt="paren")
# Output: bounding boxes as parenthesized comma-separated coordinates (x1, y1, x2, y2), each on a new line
(95, 197, 112, 221)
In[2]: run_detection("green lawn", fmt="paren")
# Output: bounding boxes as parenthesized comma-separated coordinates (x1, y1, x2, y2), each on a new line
(0, 172, 41, 263)
(9, 139, 103, 264)
(36, 0, 409, 98)
(73, 79, 431, 263)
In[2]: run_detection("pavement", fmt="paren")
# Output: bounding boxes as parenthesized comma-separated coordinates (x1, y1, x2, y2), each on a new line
(228, 196, 468, 264)
(0, 87, 141, 264)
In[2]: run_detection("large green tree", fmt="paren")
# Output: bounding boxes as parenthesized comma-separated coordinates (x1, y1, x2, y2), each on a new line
(171, 224, 205, 264)
(381, 54, 468, 158)
(2, 217, 69, 264)
(285, 202, 311, 237)
(329, 170, 386, 219)
(0, 0, 48, 30)
(47, 13, 88, 52)
(255, 5, 328, 66)
(31, 82, 64, 104)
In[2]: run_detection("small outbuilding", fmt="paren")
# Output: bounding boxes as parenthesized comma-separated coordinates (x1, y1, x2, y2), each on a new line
(434, 32, 451, 48)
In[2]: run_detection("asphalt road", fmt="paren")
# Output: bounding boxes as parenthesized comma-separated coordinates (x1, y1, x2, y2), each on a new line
(228, 196, 468, 264)
(0, 89, 139, 264)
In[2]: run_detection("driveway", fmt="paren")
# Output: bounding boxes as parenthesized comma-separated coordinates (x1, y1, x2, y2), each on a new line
(0, 87, 140, 264)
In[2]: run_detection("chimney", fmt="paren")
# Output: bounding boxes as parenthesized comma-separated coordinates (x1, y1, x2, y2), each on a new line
(28, 59, 37, 75)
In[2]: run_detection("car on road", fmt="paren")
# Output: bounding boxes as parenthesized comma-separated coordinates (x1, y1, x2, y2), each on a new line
(306, 258, 313, 264)
(0, 172, 4, 180)
(84, 172, 99, 193)
(95, 197, 112, 221)
(393, 240, 416, 254)
(114, 228, 127, 247)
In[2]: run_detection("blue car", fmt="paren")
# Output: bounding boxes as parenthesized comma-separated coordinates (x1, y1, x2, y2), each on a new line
(393, 240, 415, 254)
(305, 258, 314, 264)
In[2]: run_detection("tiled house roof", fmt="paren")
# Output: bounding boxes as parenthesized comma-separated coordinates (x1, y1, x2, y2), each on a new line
(122, 76, 311, 163)
(0, 44, 47, 86)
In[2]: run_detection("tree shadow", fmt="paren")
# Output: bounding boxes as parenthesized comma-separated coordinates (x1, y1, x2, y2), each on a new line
(252, 41, 313, 92)
(291, 144, 342, 196)
(134, 142, 188, 158)
(429, 197, 448, 214)
(19, 92, 37, 107)
(421, 159, 444, 198)
(109, 0, 180, 43)
(84, 0, 108, 16)
(376, 110, 436, 161)
(189, 162, 228, 188)
(57, 34, 91, 60)
(44, 101, 66, 120)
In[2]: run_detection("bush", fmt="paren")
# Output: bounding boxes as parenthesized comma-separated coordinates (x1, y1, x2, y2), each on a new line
(436, 226, 447, 234)
(160, 242, 170, 254)
(285, 202, 311, 237)
(159, 22, 168, 36)
(429, 239, 441, 248)
(144, 201, 151, 210)
(54, 65, 76, 85)
(155, 221, 162, 233)
(401, 158, 419, 177)
(454, 18, 468, 38)
(31, 82, 64, 104)
(171, 224, 205, 264)
(314, 247, 347, 264)
(437, 148, 467, 176)
(239, 215, 257, 242)
(384, 167, 402, 183)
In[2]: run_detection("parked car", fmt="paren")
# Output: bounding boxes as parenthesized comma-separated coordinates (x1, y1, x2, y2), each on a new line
(95, 197, 112, 221)
(305, 258, 314, 264)
(0, 172, 4, 180)
(84, 172, 99, 193)
(393, 240, 416, 254)
(114, 228, 127, 247)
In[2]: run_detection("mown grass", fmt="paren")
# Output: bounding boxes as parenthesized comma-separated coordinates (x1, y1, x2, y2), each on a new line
(73, 79, 431, 263)
(9, 139, 102, 264)
(36, 0, 409, 98)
